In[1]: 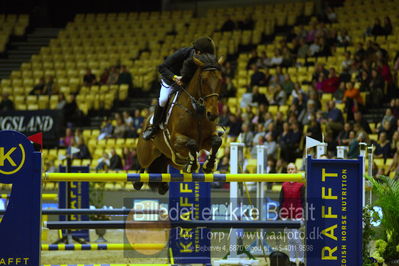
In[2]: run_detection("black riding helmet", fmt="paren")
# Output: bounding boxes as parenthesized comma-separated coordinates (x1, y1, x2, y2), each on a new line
(192, 37, 216, 55)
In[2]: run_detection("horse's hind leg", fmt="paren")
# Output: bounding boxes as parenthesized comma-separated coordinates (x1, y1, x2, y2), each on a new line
(148, 155, 169, 195)
(203, 135, 222, 173)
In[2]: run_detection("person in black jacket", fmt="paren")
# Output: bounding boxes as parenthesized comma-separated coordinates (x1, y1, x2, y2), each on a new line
(143, 36, 216, 140)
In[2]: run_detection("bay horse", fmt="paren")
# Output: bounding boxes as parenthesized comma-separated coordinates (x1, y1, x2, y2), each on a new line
(135, 54, 223, 194)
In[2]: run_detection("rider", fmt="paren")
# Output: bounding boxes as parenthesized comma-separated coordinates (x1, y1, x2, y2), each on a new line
(142, 36, 216, 140)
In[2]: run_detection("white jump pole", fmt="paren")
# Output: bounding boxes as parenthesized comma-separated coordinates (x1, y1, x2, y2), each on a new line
(256, 145, 266, 248)
(359, 142, 367, 208)
(215, 142, 258, 266)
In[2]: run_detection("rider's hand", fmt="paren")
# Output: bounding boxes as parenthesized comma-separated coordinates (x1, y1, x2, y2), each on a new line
(173, 75, 183, 86)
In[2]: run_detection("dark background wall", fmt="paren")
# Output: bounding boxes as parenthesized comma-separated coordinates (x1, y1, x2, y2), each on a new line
(0, 0, 162, 27)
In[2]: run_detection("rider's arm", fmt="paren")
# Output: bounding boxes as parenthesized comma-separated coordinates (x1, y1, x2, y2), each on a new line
(181, 57, 197, 84)
(158, 47, 193, 83)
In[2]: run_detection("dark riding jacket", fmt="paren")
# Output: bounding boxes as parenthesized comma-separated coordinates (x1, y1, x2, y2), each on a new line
(158, 47, 197, 86)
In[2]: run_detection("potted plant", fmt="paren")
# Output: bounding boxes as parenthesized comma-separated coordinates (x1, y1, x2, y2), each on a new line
(366, 175, 399, 265)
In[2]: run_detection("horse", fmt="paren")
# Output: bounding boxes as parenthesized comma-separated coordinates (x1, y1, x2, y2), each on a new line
(135, 54, 224, 194)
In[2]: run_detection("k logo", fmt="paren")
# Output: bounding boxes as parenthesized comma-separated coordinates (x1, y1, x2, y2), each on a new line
(0, 144, 25, 175)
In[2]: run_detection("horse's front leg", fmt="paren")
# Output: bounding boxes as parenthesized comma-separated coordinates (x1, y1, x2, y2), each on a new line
(174, 134, 200, 173)
(203, 134, 222, 173)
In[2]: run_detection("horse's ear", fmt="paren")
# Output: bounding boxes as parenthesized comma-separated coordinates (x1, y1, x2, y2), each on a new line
(193, 56, 205, 67)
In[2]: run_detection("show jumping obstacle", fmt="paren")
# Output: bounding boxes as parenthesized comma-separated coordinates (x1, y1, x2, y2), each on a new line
(43, 172, 304, 183)
(0, 193, 58, 201)
(42, 243, 166, 251)
(0, 131, 363, 266)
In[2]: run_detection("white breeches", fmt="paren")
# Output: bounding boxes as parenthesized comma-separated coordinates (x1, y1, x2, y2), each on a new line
(159, 81, 174, 107)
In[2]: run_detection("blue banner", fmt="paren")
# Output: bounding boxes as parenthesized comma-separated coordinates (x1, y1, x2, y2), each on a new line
(168, 166, 211, 264)
(59, 166, 90, 242)
(0, 131, 41, 266)
(306, 157, 362, 266)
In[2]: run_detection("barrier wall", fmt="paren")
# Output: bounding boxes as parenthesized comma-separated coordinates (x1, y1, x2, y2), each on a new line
(0, 131, 363, 266)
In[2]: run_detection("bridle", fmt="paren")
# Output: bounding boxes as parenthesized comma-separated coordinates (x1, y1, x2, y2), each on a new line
(178, 65, 220, 117)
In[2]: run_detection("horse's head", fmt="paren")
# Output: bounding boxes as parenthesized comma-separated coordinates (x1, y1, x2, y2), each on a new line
(193, 54, 223, 122)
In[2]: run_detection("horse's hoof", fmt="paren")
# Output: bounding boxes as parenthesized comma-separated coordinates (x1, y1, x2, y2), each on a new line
(158, 182, 169, 195)
(133, 182, 144, 191)
(202, 160, 216, 173)
(184, 161, 199, 173)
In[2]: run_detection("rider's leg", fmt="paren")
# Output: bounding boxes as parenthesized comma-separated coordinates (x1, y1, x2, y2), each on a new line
(142, 81, 172, 140)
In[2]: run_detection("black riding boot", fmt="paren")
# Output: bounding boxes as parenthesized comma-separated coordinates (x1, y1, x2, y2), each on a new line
(142, 104, 165, 140)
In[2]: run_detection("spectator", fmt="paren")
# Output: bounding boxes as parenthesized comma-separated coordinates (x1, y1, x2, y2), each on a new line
(381, 108, 396, 129)
(30, 77, 45, 95)
(132, 109, 144, 130)
(369, 69, 385, 107)
(96, 152, 110, 171)
(321, 68, 340, 93)
(307, 115, 322, 141)
(386, 144, 399, 178)
(107, 66, 119, 85)
(251, 86, 268, 106)
(43, 76, 56, 95)
(83, 68, 97, 86)
(343, 81, 363, 120)
(0, 93, 14, 111)
(222, 77, 237, 98)
(64, 95, 82, 125)
(60, 128, 74, 147)
(374, 132, 391, 159)
(117, 65, 133, 89)
(75, 139, 91, 159)
(370, 18, 385, 36)
(270, 48, 283, 66)
(337, 122, 352, 145)
(98, 117, 114, 140)
(341, 51, 353, 69)
(383, 16, 393, 36)
(247, 50, 260, 69)
(227, 114, 242, 138)
(99, 68, 110, 84)
(279, 122, 294, 162)
(279, 163, 305, 265)
(272, 84, 287, 106)
(123, 147, 140, 171)
(298, 100, 316, 126)
(326, 100, 344, 137)
(281, 74, 295, 95)
(353, 111, 372, 134)
(238, 123, 254, 148)
(259, 51, 272, 68)
(264, 133, 277, 159)
(336, 29, 351, 47)
(325, 7, 337, 23)
(220, 15, 236, 32)
(109, 148, 123, 170)
(123, 111, 133, 126)
(57, 94, 67, 110)
(250, 65, 267, 87)
(296, 38, 309, 59)
(113, 116, 127, 138)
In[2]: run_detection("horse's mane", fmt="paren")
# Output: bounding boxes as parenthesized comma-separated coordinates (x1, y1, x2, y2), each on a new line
(194, 53, 221, 70)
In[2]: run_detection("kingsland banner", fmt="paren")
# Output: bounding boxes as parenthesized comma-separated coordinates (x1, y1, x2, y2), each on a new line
(0, 110, 64, 145)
